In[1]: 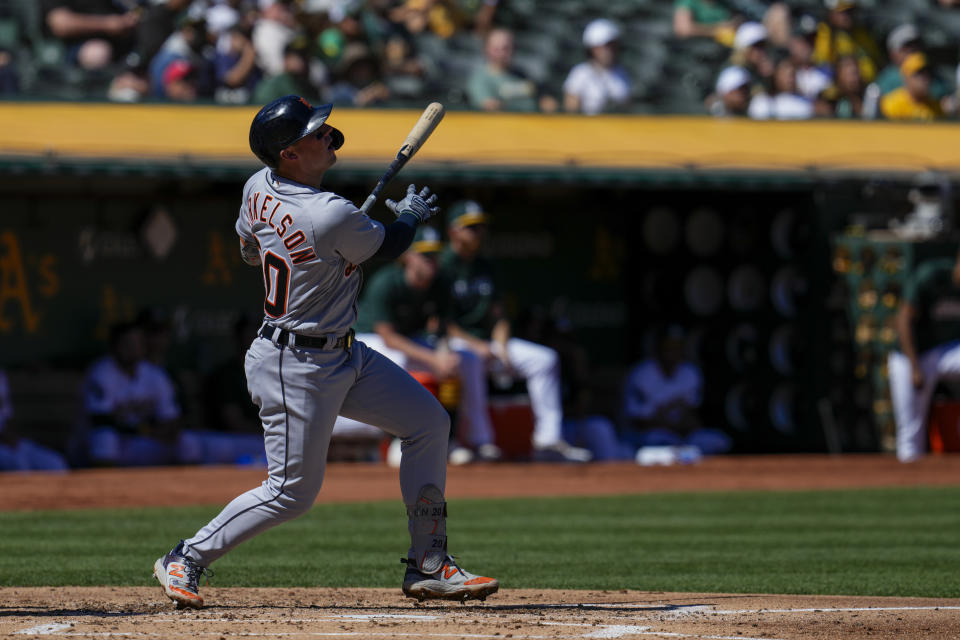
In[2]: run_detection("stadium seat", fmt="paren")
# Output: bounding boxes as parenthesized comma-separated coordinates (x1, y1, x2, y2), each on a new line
(446, 31, 482, 56)
(512, 51, 550, 84)
(0, 17, 18, 50)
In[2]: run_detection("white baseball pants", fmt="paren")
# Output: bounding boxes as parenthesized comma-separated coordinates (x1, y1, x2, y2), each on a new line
(183, 335, 449, 567)
(888, 342, 960, 462)
(448, 337, 564, 449)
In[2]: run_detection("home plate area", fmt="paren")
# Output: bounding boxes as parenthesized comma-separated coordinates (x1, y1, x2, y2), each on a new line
(4, 588, 960, 640)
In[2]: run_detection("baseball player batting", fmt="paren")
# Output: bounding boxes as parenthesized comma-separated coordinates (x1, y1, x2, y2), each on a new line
(152, 95, 498, 608)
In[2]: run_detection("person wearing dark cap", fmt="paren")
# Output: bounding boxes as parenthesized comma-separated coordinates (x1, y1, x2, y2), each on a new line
(81, 321, 183, 467)
(148, 13, 214, 100)
(439, 200, 592, 462)
(329, 42, 391, 107)
(787, 15, 831, 101)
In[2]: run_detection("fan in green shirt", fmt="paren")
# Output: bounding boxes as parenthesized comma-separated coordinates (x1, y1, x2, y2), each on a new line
(466, 27, 558, 112)
(897, 256, 960, 358)
(673, 0, 737, 45)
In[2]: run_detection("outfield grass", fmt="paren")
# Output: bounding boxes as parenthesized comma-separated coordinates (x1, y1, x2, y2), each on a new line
(1, 487, 958, 597)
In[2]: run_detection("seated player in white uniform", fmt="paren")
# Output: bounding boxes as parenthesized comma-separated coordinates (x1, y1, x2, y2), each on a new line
(81, 321, 185, 466)
(621, 325, 732, 457)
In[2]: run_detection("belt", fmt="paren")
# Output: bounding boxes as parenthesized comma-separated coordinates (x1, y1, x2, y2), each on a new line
(259, 324, 354, 350)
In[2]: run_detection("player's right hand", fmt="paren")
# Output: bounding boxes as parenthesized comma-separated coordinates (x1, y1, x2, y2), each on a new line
(911, 367, 925, 389)
(385, 184, 439, 223)
(432, 350, 461, 379)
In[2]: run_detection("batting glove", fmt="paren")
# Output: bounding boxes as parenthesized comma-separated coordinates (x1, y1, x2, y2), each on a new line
(239, 237, 261, 266)
(385, 184, 439, 223)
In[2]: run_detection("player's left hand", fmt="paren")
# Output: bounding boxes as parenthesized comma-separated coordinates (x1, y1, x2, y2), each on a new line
(385, 184, 439, 223)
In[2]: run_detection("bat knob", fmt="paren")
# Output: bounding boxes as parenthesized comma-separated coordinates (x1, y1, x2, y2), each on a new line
(360, 194, 377, 213)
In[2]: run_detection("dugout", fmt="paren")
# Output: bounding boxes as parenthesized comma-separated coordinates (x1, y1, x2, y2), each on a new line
(0, 104, 958, 456)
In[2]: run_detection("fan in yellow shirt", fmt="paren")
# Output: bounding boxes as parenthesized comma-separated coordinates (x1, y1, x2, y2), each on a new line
(880, 53, 944, 121)
(812, 0, 882, 84)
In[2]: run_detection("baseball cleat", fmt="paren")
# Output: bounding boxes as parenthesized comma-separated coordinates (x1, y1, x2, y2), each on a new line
(476, 443, 504, 462)
(401, 555, 499, 602)
(532, 440, 592, 463)
(448, 445, 475, 466)
(153, 540, 210, 610)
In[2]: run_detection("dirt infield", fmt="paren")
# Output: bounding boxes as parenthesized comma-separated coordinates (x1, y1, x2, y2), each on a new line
(3, 454, 960, 639)
(3, 587, 960, 640)
(3, 454, 960, 511)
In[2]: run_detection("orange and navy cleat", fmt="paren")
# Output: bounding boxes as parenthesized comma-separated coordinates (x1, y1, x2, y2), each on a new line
(153, 541, 211, 609)
(401, 555, 499, 602)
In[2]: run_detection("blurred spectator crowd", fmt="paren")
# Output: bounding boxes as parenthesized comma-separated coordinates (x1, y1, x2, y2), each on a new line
(0, 0, 957, 119)
(702, 0, 960, 120)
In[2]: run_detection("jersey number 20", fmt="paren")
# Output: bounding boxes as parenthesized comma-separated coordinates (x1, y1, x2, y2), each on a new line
(263, 251, 290, 317)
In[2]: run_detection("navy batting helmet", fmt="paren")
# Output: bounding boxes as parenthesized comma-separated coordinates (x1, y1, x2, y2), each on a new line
(249, 95, 345, 168)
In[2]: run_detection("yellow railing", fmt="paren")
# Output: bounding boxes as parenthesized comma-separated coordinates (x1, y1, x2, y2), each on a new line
(0, 103, 958, 173)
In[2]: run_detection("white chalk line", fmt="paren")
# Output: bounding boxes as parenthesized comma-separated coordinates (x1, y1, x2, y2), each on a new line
(708, 606, 960, 615)
(545, 622, 783, 640)
(11, 633, 779, 640)
(588, 630, 781, 640)
(530, 602, 703, 611)
(148, 614, 442, 623)
(16, 633, 550, 639)
(14, 622, 73, 635)
(11, 620, 782, 640)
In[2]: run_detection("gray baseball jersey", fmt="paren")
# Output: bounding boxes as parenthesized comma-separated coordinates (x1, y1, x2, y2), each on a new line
(180, 169, 450, 568)
(236, 168, 385, 335)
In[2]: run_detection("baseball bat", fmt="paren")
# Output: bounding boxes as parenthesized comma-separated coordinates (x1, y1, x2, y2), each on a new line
(359, 102, 445, 214)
